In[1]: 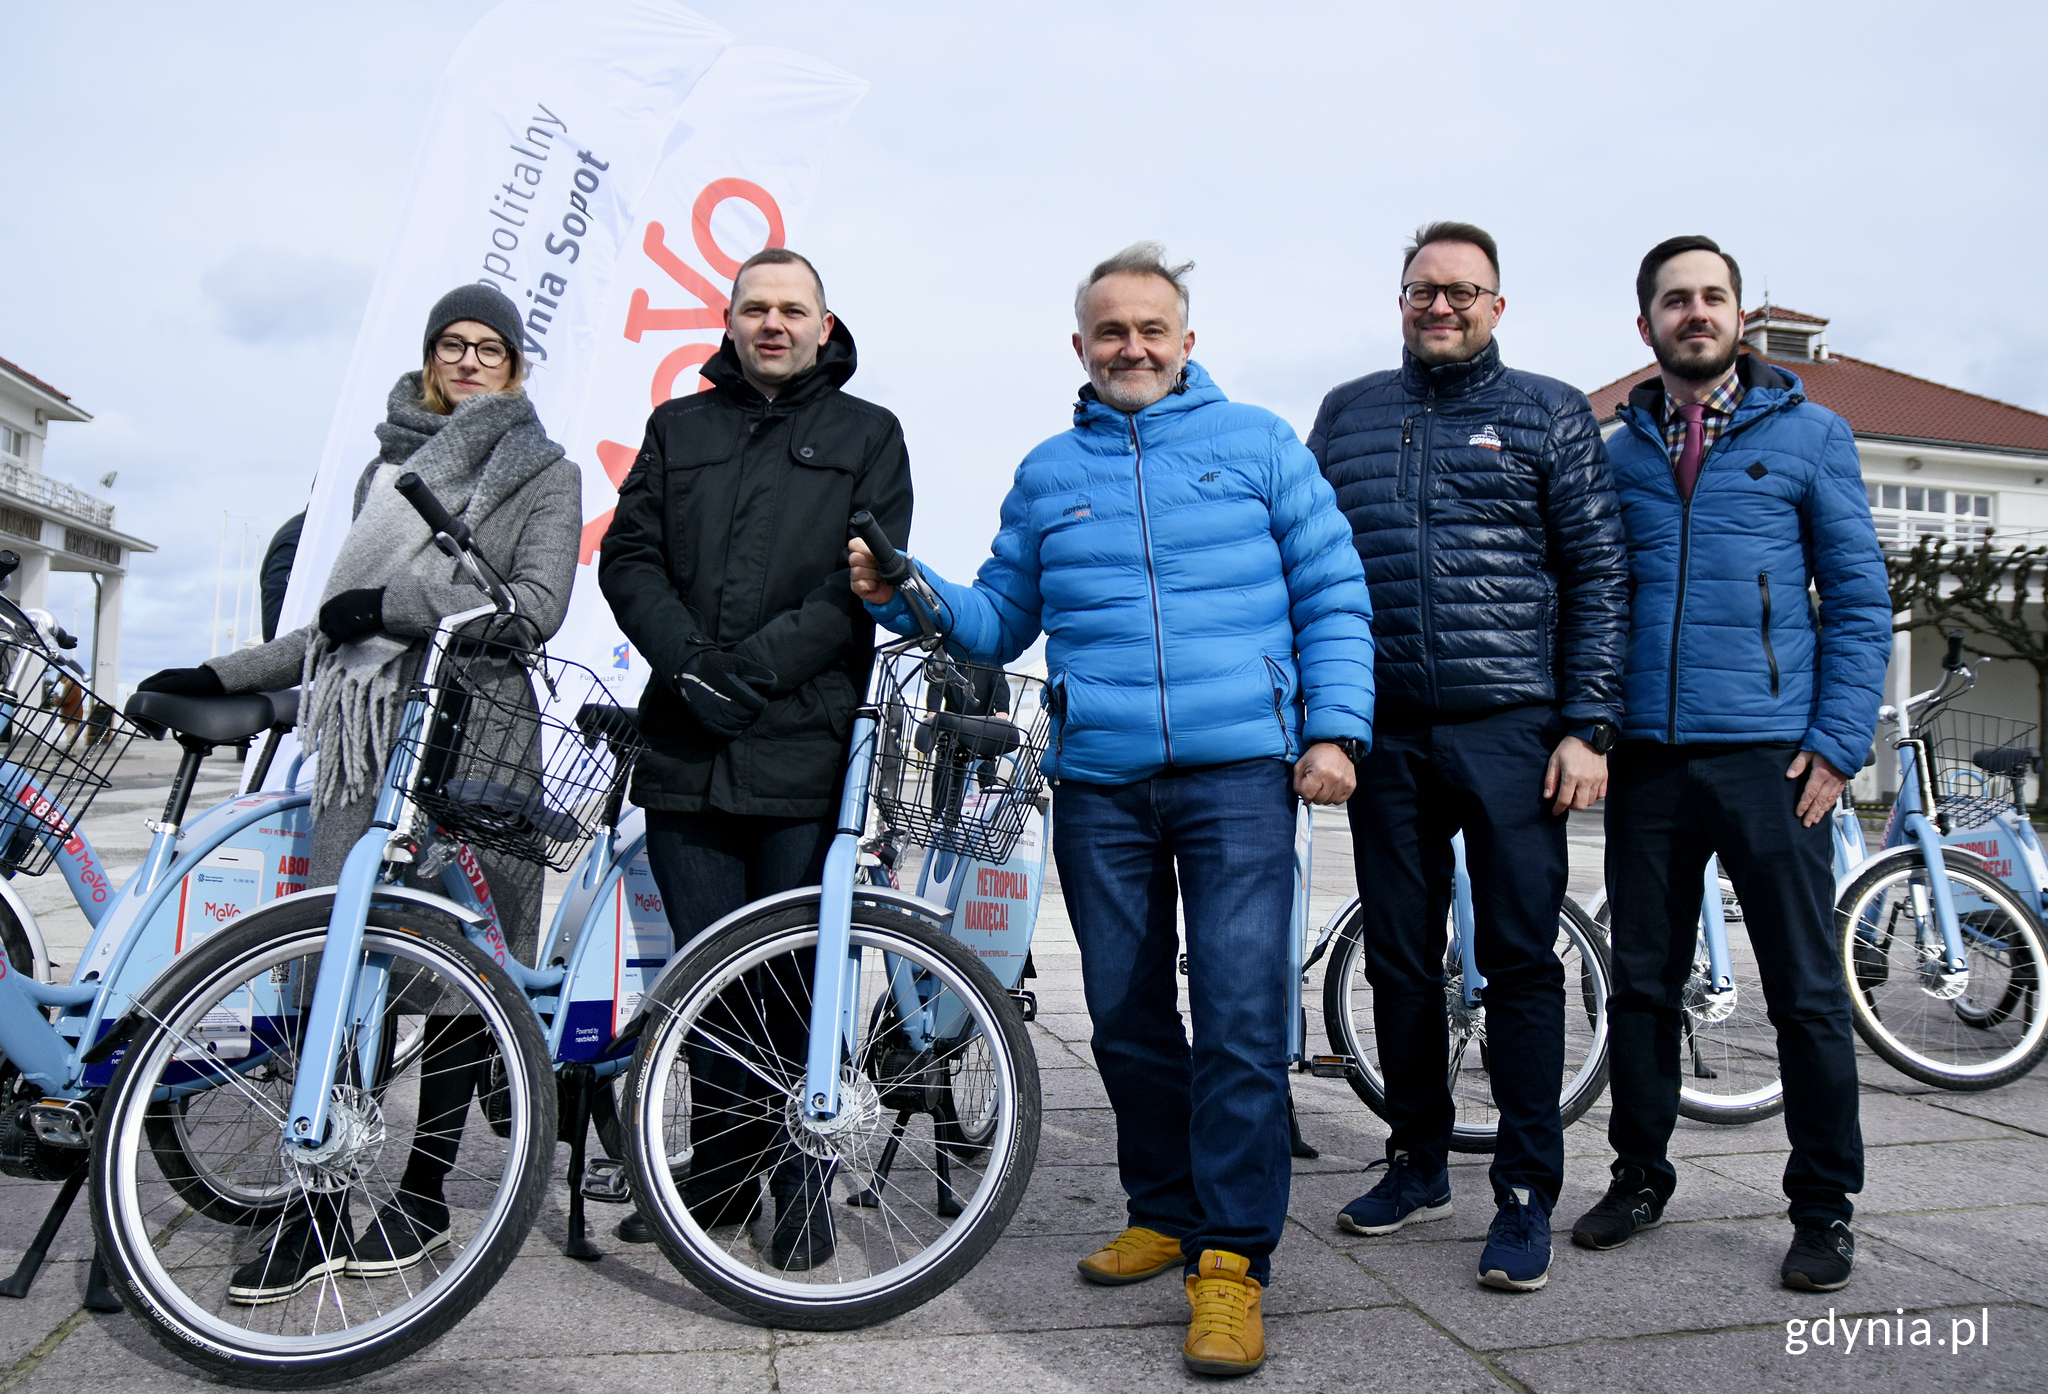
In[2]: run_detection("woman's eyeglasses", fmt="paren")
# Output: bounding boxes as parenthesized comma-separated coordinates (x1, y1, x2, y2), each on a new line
(433, 335, 511, 369)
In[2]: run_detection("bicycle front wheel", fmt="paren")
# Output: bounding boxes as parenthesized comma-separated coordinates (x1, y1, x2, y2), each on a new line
(623, 897, 1040, 1329)
(1837, 855, 2048, 1089)
(91, 903, 556, 1387)
(1323, 895, 1611, 1153)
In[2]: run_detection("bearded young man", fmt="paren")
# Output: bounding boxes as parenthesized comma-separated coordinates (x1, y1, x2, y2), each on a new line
(1570, 236, 1889, 1293)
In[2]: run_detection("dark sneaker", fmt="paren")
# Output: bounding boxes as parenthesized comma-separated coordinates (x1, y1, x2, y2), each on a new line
(348, 1195, 452, 1277)
(615, 1210, 656, 1244)
(1570, 1168, 1665, 1251)
(1478, 1187, 1552, 1292)
(228, 1214, 354, 1306)
(685, 1178, 764, 1230)
(1781, 1220, 1855, 1292)
(1336, 1150, 1452, 1236)
(770, 1167, 837, 1271)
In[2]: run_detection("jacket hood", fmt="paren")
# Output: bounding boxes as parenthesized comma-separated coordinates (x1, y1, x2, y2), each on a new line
(1623, 353, 1801, 425)
(1399, 339, 1505, 399)
(700, 315, 858, 409)
(1071, 358, 1226, 432)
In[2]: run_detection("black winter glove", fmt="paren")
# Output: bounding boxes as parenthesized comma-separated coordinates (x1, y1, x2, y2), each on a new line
(138, 665, 226, 697)
(675, 651, 776, 741)
(318, 587, 387, 646)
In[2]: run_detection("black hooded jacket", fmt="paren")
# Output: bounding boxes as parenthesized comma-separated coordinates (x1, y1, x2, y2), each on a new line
(598, 319, 913, 817)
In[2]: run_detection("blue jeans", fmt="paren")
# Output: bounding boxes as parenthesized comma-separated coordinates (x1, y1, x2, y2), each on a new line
(1052, 759, 1297, 1282)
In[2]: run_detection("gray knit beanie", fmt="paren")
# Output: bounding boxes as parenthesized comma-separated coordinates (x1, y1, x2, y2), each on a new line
(423, 284, 525, 363)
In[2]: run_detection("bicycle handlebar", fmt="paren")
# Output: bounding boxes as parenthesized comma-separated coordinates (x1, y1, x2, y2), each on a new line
(849, 511, 912, 585)
(395, 471, 473, 549)
(1941, 630, 1966, 672)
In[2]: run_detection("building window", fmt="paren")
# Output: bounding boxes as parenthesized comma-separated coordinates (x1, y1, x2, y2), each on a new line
(64, 530, 120, 567)
(0, 425, 23, 463)
(1867, 482, 1993, 549)
(0, 506, 42, 541)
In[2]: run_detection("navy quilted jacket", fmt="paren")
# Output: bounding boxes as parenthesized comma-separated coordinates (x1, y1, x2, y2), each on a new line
(1608, 356, 1890, 775)
(1307, 342, 1628, 724)
(867, 361, 1374, 784)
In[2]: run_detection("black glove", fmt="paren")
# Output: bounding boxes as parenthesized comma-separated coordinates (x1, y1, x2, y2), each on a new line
(675, 650, 775, 740)
(318, 587, 387, 645)
(138, 666, 225, 697)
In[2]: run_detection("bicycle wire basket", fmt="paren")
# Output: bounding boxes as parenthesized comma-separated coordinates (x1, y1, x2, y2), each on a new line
(403, 631, 644, 872)
(870, 650, 1051, 864)
(0, 636, 144, 876)
(1919, 707, 2040, 830)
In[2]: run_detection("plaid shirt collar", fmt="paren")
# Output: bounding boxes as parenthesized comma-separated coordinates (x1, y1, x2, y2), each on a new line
(1661, 374, 1744, 463)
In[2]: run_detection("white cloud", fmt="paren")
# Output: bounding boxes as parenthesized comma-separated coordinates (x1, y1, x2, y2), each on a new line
(200, 249, 376, 346)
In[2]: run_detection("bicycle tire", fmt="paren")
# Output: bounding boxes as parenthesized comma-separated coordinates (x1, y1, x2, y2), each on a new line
(623, 897, 1039, 1329)
(1837, 854, 2048, 1090)
(1322, 895, 1611, 1153)
(1592, 892, 1787, 1126)
(91, 902, 556, 1388)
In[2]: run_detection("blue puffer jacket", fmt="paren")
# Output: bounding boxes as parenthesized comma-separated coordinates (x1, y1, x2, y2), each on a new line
(867, 361, 1375, 785)
(1308, 342, 1628, 725)
(1608, 356, 1890, 775)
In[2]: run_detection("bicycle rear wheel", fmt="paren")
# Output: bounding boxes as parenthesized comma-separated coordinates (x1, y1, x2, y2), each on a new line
(92, 903, 555, 1387)
(623, 897, 1039, 1329)
(1837, 855, 2048, 1089)
(1594, 886, 1786, 1125)
(1323, 895, 1611, 1153)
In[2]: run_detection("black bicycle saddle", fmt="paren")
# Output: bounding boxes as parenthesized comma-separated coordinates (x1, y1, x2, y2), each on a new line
(124, 691, 278, 744)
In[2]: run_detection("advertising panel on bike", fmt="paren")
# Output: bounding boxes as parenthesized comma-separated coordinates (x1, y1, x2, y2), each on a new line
(927, 803, 1047, 993)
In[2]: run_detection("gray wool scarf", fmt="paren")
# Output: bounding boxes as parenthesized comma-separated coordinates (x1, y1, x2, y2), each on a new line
(302, 372, 565, 809)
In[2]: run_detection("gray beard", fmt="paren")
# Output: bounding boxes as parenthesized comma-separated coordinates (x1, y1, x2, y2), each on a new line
(1653, 332, 1740, 383)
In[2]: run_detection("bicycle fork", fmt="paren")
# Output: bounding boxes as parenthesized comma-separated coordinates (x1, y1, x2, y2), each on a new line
(801, 713, 881, 1122)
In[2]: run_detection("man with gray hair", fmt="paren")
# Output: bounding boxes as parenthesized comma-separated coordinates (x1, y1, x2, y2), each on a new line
(851, 242, 1374, 1376)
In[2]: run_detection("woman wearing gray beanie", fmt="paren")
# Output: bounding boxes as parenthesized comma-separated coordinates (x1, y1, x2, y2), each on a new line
(139, 283, 582, 1301)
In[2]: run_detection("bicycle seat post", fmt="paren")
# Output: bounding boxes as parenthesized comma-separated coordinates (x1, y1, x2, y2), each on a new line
(159, 735, 214, 831)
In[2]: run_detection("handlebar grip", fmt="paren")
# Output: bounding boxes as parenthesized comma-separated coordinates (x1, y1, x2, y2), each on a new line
(849, 510, 912, 585)
(0, 550, 17, 582)
(395, 471, 471, 547)
(1942, 630, 1966, 672)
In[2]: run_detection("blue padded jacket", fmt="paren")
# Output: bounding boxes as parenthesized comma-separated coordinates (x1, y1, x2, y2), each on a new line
(867, 361, 1375, 785)
(1608, 356, 1890, 775)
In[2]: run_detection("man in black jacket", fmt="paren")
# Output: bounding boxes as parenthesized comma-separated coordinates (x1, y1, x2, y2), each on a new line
(1307, 221, 1627, 1293)
(598, 247, 913, 1269)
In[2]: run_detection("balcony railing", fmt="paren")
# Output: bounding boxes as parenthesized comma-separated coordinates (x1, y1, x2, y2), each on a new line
(0, 458, 114, 530)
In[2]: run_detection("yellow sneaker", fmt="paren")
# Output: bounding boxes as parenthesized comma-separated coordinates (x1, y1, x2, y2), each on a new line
(1182, 1249, 1265, 1376)
(1076, 1226, 1184, 1285)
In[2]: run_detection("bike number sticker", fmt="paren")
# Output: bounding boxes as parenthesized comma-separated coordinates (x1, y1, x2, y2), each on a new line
(175, 846, 267, 953)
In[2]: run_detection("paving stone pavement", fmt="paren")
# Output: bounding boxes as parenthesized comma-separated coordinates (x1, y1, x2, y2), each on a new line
(5, 766, 2043, 1391)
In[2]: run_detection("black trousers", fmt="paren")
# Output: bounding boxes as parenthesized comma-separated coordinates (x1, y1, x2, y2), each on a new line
(644, 809, 833, 1202)
(1347, 704, 1569, 1209)
(1604, 741, 1863, 1224)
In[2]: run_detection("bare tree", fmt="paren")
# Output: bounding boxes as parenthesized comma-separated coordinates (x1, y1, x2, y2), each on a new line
(1885, 535, 2048, 811)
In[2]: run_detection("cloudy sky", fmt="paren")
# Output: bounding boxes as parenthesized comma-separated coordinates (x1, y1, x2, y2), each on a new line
(6, 1, 2045, 683)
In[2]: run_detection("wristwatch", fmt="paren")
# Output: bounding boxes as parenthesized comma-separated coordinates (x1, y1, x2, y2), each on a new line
(1574, 721, 1620, 755)
(1327, 737, 1368, 767)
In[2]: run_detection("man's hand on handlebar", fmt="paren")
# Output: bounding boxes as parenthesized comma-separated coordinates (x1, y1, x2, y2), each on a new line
(848, 537, 896, 606)
(1294, 743, 1355, 805)
(1788, 749, 1848, 827)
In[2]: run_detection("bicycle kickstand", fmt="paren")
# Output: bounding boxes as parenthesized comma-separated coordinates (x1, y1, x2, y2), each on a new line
(0, 1166, 87, 1300)
(560, 1064, 602, 1262)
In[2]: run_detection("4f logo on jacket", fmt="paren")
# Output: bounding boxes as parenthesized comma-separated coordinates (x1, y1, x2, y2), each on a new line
(1467, 425, 1503, 451)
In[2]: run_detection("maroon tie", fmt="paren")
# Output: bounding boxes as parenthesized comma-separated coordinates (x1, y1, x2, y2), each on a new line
(1674, 402, 1706, 501)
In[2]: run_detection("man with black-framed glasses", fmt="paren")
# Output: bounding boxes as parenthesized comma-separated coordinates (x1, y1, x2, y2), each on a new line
(1307, 220, 1628, 1293)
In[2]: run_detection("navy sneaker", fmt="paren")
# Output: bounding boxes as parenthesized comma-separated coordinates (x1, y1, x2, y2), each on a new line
(1478, 1186, 1552, 1292)
(1781, 1220, 1855, 1292)
(1336, 1151, 1452, 1236)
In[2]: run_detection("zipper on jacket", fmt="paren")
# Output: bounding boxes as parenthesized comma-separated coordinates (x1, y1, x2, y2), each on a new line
(1128, 416, 1174, 766)
(1758, 572, 1780, 698)
(1264, 655, 1293, 760)
(1666, 478, 1694, 744)
(1417, 394, 1438, 708)
(1048, 672, 1067, 783)
(1398, 417, 1414, 500)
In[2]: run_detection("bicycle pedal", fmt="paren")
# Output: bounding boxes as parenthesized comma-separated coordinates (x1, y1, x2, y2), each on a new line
(1308, 1055, 1353, 1080)
(26, 1100, 94, 1150)
(579, 1156, 632, 1204)
(1008, 989, 1037, 1022)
